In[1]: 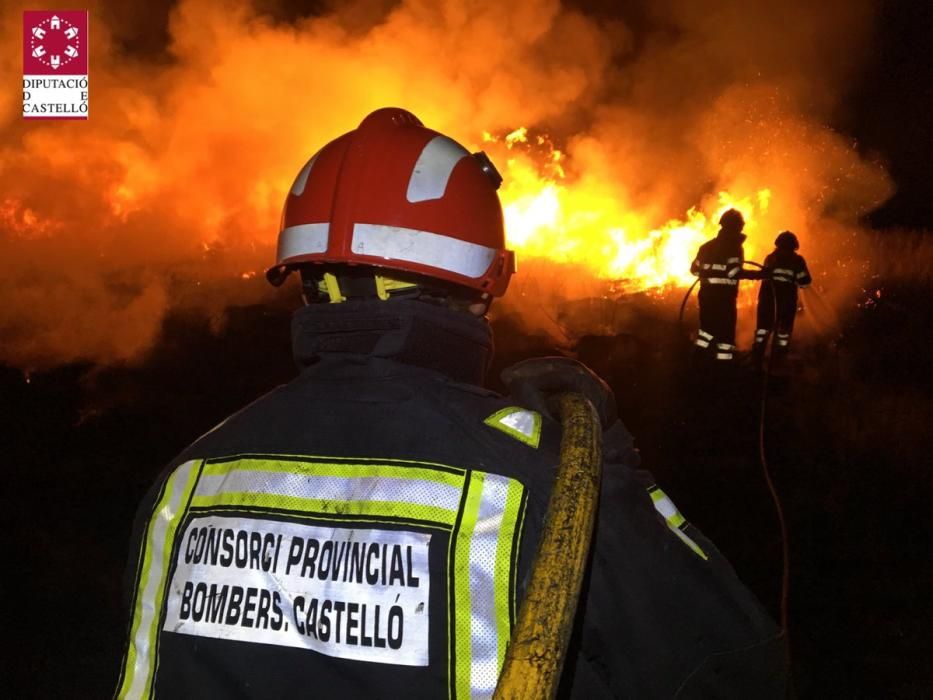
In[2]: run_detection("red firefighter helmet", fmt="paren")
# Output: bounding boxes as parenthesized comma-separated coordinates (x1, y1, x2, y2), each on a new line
(267, 108, 515, 296)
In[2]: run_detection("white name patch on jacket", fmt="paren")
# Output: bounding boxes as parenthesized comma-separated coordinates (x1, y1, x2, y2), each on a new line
(163, 515, 431, 666)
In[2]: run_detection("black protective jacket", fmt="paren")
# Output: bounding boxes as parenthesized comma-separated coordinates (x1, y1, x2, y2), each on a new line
(115, 299, 784, 699)
(691, 232, 747, 291)
(757, 249, 812, 333)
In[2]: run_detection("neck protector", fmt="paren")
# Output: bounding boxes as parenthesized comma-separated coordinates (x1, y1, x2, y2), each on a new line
(291, 298, 493, 385)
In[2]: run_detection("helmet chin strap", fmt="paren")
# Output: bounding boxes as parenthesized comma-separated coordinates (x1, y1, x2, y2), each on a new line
(298, 265, 490, 316)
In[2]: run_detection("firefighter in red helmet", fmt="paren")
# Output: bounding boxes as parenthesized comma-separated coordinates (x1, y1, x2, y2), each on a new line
(690, 209, 765, 363)
(116, 109, 785, 699)
(753, 231, 812, 365)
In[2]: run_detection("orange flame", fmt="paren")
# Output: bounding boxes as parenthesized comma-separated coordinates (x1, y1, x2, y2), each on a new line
(485, 130, 773, 292)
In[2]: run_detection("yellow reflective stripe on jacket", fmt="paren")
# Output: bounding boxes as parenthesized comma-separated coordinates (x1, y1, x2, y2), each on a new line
(191, 492, 460, 528)
(119, 456, 526, 700)
(117, 459, 200, 700)
(495, 480, 525, 668)
(201, 457, 466, 490)
(648, 486, 708, 561)
(484, 406, 542, 448)
(453, 472, 486, 699)
(193, 460, 465, 526)
(451, 472, 527, 699)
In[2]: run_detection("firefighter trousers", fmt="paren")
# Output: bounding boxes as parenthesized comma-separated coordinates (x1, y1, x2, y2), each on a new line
(696, 286, 738, 360)
(755, 284, 798, 351)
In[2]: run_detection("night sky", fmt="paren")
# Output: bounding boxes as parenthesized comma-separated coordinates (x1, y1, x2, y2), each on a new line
(843, 1, 933, 227)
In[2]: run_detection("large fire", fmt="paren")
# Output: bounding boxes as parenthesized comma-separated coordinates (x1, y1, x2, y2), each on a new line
(489, 127, 772, 291)
(0, 0, 894, 368)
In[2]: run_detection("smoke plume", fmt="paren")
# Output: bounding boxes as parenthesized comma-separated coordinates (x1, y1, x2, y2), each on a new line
(0, 0, 893, 368)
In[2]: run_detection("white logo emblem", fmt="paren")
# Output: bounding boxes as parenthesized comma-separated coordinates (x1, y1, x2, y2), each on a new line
(29, 15, 80, 71)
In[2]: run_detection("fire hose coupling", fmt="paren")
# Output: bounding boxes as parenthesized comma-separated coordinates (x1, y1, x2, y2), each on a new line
(472, 151, 503, 190)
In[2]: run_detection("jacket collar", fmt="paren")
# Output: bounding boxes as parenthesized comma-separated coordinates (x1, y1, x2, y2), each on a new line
(291, 298, 493, 386)
(717, 228, 747, 245)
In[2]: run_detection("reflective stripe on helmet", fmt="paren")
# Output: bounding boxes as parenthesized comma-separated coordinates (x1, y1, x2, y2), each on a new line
(406, 135, 469, 203)
(290, 152, 320, 196)
(277, 223, 330, 261)
(351, 223, 497, 280)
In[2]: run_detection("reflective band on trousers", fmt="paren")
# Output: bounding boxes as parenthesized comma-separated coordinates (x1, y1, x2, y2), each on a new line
(116, 457, 526, 700)
(706, 277, 738, 286)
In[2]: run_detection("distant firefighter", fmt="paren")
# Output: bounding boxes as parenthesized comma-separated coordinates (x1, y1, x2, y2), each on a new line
(754, 231, 812, 360)
(690, 209, 761, 362)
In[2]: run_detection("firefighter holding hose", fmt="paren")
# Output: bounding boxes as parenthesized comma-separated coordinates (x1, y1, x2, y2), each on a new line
(753, 231, 813, 366)
(690, 209, 766, 364)
(115, 109, 784, 699)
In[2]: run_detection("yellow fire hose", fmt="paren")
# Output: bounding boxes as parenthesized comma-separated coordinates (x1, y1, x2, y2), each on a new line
(493, 392, 603, 700)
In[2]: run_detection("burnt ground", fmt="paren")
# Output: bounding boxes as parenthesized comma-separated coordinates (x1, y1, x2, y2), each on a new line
(3, 280, 932, 698)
